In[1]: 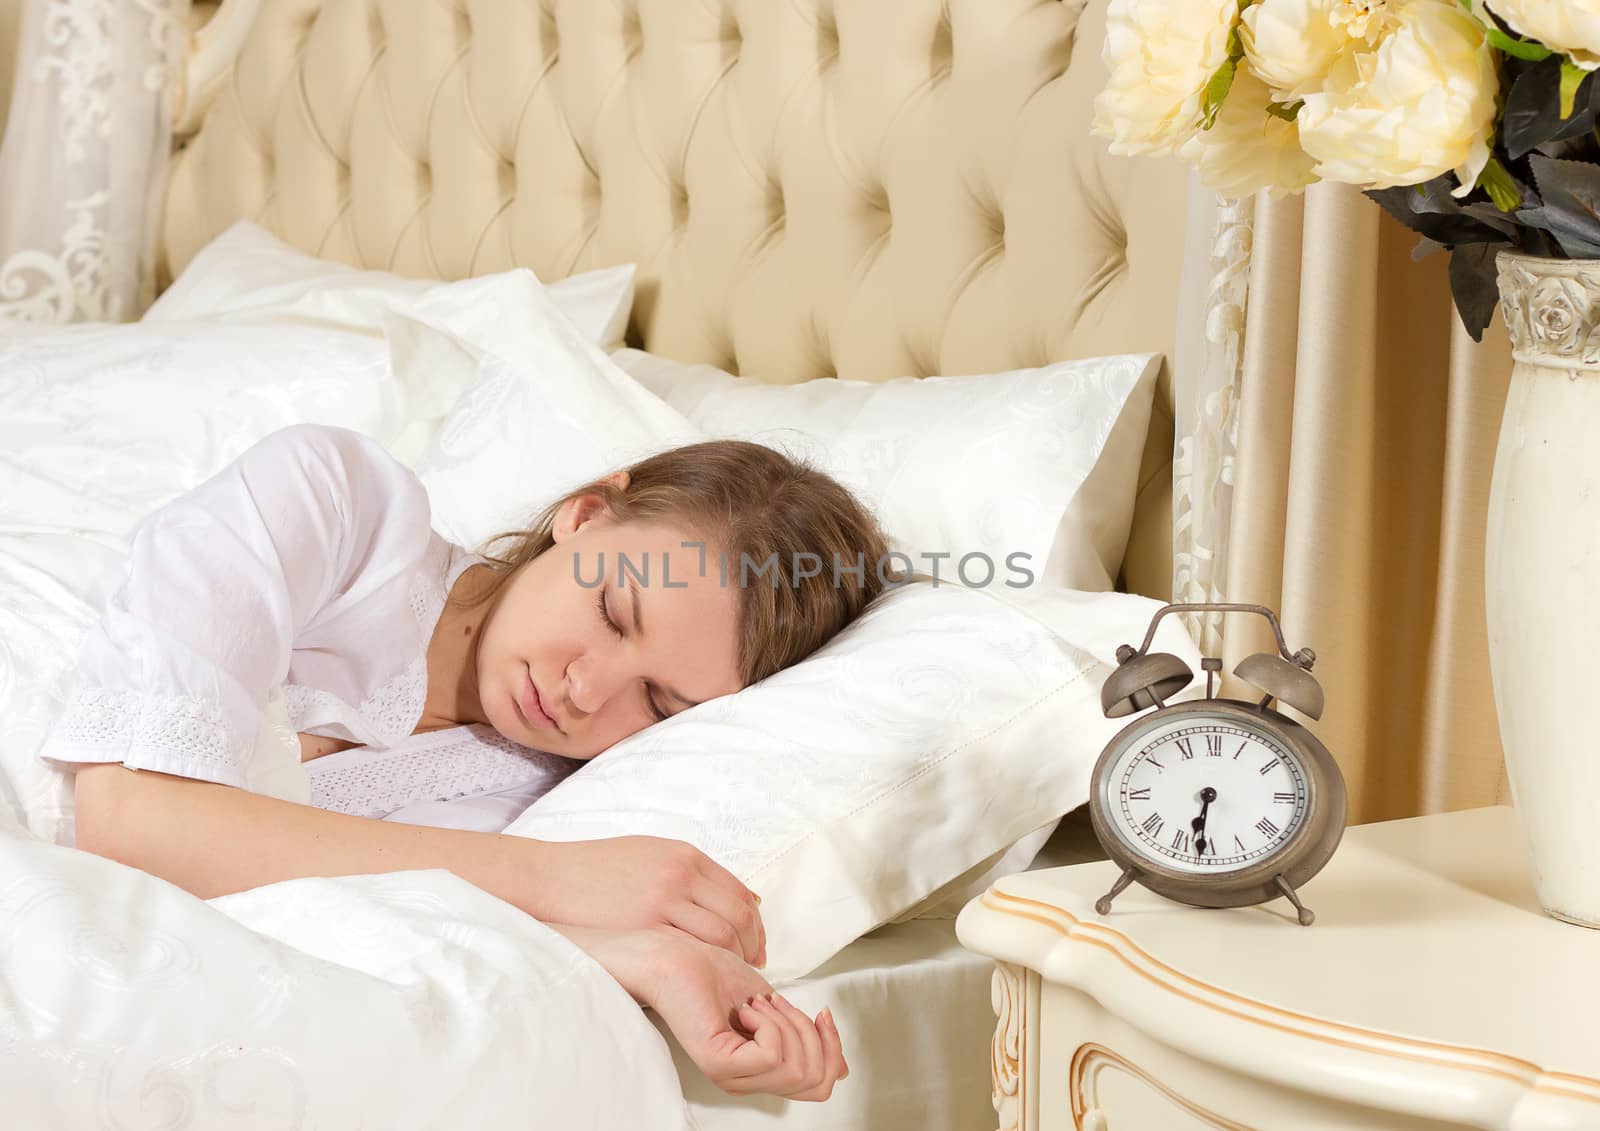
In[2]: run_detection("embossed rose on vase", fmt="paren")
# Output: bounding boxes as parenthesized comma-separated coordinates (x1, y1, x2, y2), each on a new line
(1525, 275, 1596, 355)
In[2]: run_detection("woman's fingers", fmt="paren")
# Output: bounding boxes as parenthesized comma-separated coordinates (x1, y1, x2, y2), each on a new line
(789, 1008, 848, 1101)
(666, 901, 754, 962)
(712, 999, 789, 1094)
(770, 994, 828, 1094)
(726, 996, 800, 1094)
(693, 858, 766, 966)
(690, 877, 764, 967)
(728, 994, 821, 1096)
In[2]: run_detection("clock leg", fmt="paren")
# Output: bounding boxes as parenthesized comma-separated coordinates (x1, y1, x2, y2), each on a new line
(1273, 874, 1315, 926)
(1094, 866, 1140, 915)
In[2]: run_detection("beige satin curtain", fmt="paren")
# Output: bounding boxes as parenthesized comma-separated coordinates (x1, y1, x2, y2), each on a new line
(1186, 182, 1516, 825)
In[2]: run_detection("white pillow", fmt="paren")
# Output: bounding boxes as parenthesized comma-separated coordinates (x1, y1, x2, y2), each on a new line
(147, 220, 639, 352)
(391, 274, 702, 550)
(611, 348, 1163, 592)
(505, 582, 1203, 981)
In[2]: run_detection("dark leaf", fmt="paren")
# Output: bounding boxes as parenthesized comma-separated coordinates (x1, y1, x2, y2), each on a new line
(1411, 235, 1448, 261)
(1365, 184, 1516, 248)
(1447, 243, 1503, 342)
(1510, 219, 1565, 259)
(1501, 56, 1598, 161)
(1527, 155, 1600, 257)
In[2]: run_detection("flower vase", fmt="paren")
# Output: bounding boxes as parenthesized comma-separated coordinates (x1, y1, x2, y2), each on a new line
(1485, 251, 1600, 928)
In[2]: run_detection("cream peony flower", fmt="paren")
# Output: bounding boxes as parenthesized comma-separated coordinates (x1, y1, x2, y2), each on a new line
(1296, 0, 1497, 196)
(1240, 0, 1385, 101)
(1092, 0, 1241, 156)
(1484, 0, 1600, 70)
(1180, 68, 1321, 199)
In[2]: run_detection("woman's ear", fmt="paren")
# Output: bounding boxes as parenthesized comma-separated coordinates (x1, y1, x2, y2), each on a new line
(551, 471, 630, 542)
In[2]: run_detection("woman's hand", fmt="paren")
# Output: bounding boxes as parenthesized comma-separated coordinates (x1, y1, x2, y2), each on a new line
(553, 924, 848, 1102)
(509, 835, 766, 966)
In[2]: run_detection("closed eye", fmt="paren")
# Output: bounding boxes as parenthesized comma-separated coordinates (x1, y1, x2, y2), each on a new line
(596, 586, 669, 721)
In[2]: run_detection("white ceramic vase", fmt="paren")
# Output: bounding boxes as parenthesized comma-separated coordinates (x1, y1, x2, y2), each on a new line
(1485, 250, 1600, 928)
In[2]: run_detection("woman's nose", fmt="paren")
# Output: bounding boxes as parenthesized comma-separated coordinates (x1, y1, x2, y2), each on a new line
(565, 651, 627, 716)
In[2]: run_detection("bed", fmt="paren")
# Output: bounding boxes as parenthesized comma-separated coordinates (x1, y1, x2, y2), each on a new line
(5, 0, 1188, 1127)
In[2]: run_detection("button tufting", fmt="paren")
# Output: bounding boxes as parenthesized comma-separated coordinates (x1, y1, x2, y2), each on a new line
(816, 8, 840, 58)
(932, 12, 953, 76)
(671, 182, 689, 227)
(623, 8, 642, 55)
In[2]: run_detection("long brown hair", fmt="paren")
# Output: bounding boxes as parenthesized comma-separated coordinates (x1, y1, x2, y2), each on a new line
(451, 440, 910, 686)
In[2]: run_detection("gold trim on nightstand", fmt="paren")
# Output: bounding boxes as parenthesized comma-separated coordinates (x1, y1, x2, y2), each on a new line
(979, 889, 1600, 1108)
(1070, 1043, 1256, 1131)
(992, 962, 1029, 1131)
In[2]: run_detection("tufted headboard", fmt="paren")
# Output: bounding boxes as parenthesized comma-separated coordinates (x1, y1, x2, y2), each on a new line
(160, 0, 1188, 599)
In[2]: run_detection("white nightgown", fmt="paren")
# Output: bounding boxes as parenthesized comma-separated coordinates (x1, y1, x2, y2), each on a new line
(36, 422, 575, 836)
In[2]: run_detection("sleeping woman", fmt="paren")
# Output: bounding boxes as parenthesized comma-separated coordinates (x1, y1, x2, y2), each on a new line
(43, 421, 897, 1103)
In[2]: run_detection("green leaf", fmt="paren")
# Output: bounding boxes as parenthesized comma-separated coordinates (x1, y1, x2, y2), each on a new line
(1561, 60, 1586, 118)
(1201, 58, 1238, 130)
(1477, 156, 1524, 212)
(1264, 100, 1304, 123)
(1485, 27, 1553, 61)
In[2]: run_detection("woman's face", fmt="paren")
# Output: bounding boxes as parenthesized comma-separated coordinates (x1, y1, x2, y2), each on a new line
(475, 474, 746, 759)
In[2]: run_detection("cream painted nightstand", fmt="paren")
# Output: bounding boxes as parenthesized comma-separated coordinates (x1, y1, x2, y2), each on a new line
(956, 805, 1600, 1131)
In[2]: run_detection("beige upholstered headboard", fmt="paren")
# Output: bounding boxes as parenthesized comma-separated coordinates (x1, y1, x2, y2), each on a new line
(160, 0, 1187, 599)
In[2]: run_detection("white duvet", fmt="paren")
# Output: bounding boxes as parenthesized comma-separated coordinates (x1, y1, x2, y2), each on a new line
(0, 303, 700, 1126)
(0, 817, 691, 1128)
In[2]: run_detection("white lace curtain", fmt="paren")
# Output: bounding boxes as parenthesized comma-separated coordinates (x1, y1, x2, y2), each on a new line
(1171, 182, 1252, 658)
(0, 0, 187, 325)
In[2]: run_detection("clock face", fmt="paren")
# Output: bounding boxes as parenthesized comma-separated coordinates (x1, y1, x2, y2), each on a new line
(1100, 714, 1310, 875)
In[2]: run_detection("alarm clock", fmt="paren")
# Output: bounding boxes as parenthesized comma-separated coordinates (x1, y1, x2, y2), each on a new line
(1088, 602, 1346, 926)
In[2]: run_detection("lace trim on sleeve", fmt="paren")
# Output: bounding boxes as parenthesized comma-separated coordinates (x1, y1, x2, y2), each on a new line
(48, 686, 239, 765)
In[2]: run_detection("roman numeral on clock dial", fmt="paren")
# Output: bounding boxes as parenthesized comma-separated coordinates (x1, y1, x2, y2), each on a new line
(1256, 817, 1280, 838)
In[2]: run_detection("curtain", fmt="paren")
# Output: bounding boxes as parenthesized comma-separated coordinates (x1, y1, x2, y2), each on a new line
(1172, 180, 1517, 825)
(0, 0, 187, 324)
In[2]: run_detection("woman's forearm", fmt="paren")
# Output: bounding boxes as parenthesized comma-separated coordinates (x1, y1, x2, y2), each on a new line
(72, 764, 552, 915)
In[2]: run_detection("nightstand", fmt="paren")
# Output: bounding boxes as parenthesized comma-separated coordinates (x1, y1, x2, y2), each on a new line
(956, 805, 1600, 1131)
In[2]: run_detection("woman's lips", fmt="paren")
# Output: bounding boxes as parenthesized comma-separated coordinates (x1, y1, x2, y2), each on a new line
(520, 669, 559, 731)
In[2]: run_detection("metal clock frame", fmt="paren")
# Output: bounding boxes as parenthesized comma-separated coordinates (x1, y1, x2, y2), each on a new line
(1086, 602, 1348, 926)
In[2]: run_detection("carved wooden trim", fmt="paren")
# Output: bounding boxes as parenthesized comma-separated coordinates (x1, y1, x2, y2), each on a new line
(991, 962, 1028, 1131)
(1070, 1042, 1255, 1131)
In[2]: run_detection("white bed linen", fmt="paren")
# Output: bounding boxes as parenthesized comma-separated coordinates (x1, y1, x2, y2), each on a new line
(0, 806, 693, 1129)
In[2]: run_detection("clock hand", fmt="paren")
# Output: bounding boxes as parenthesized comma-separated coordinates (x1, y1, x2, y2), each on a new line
(1192, 786, 1217, 855)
